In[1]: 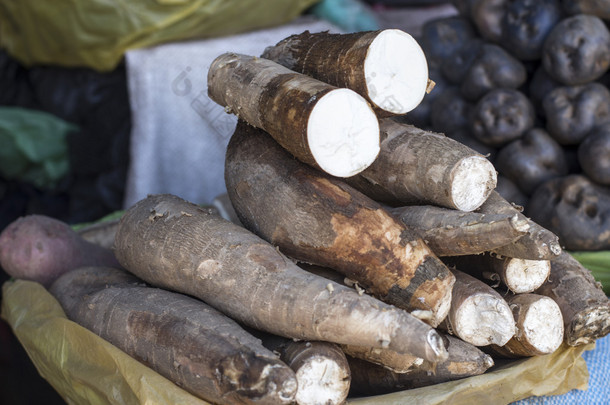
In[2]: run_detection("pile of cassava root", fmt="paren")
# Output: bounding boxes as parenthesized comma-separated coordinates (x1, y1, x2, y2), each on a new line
(1, 28, 609, 405)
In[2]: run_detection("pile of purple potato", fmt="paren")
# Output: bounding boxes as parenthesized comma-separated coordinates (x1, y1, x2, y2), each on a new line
(402, 0, 610, 251)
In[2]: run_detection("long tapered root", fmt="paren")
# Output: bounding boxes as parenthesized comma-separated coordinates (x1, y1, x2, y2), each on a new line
(114, 193, 449, 362)
(347, 120, 497, 211)
(493, 294, 564, 357)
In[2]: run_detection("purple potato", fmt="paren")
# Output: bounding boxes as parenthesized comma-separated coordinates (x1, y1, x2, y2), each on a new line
(460, 43, 527, 101)
(420, 16, 477, 67)
(527, 175, 610, 250)
(441, 38, 483, 84)
(542, 82, 610, 145)
(500, 0, 563, 61)
(542, 14, 610, 85)
(470, 88, 535, 147)
(495, 128, 568, 195)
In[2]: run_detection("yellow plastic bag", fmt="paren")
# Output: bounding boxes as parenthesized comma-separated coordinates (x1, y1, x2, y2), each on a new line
(1, 279, 592, 405)
(0, 0, 319, 72)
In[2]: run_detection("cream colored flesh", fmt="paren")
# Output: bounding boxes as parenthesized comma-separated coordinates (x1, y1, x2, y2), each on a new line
(364, 29, 429, 114)
(308, 88, 380, 177)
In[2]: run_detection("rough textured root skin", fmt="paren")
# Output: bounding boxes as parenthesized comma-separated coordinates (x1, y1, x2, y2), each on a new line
(275, 341, 351, 405)
(0, 215, 121, 287)
(207, 53, 379, 177)
(441, 269, 516, 347)
(390, 205, 529, 257)
(345, 119, 497, 211)
(48, 267, 297, 405)
(535, 251, 610, 346)
(489, 293, 564, 358)
(442, 253, 550, 294)
(347, 334, 493, 396)
(76, 219, 121, 249)
(225, 122, 455, 328)
(297, 263, 348, 286)
(341, 344, 423, 374)
(261, 29, 428, 116)
(114, 193, 448, 362)
(478, 191, 562, 260)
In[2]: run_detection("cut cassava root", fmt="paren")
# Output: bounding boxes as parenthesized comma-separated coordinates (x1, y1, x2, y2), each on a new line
(261, 29, 430, 116)
(49, 267, 298, 405)
(224, 121, 455, 327)
(113, 193, 448, 363)
(207, 52, 379, 178)
(490, 293, 564, 358)
(346, 119, 497, 212)
(250, 330, 351, 405)
(442, 269, 516, 347)
(443, 253, 550, 294)
(273, 340, 351, 405)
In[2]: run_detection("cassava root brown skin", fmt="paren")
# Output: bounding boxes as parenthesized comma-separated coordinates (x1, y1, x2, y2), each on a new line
(207, 52, 380, 178)
(341, 343, 423, 374)
(0, 214, 121, 287)
(225, 122, 455, 328)
(477, 191, 562, 260)
(114, 193, 448, 363)
(535, 252, 610, 346)
(442, 269, 516, 347)
(49, 267, 298, 405)
(490, 293, 564, 358)
(261, 29, 430, 116)
(347, 334, 494, 396)
(389, 205, 529, 257)
(345, 119, 497, 212)
(442, 253, 550, 294)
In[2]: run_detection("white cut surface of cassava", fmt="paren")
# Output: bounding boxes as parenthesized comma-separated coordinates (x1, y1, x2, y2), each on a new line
(520, 297, 564, 354)
(504, 259, 551, 293)
(308, 88, 380, 177)
(451, 156, 498, 212)
(364, 29, 429, 114)
(295, 357, 350, 405)
(455, 294, 516, 346)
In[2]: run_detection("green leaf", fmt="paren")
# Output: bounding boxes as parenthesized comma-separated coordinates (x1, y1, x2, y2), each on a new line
(570, 251, 610, 296)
